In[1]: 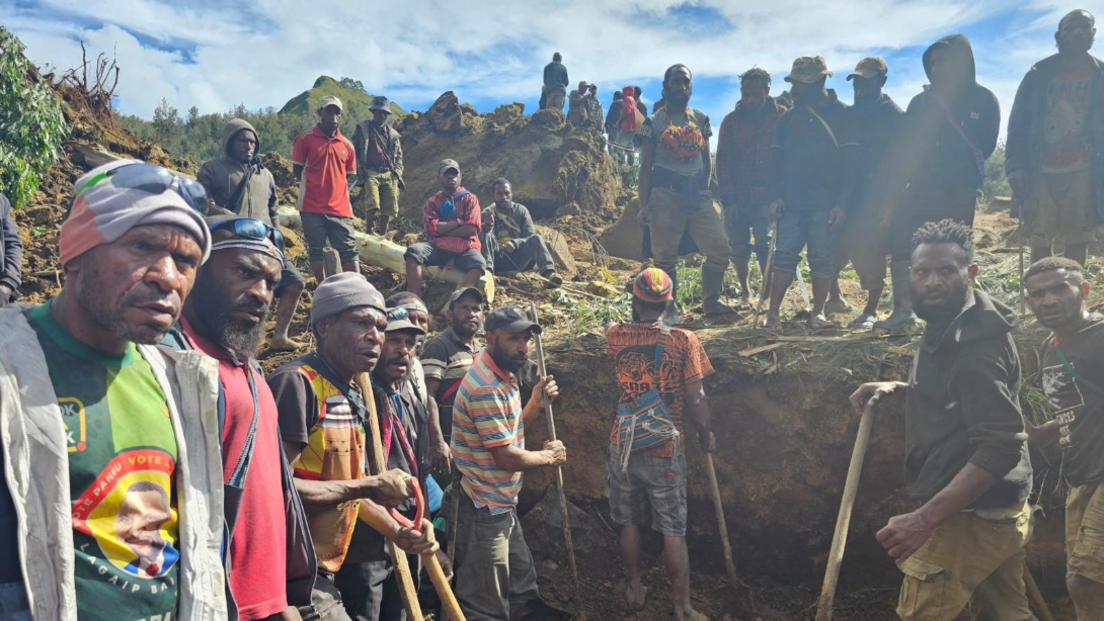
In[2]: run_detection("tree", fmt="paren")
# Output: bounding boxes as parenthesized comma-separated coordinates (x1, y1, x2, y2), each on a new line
(187, 105, 199, 127)
(339, 77, 366, 93)
(152, 97, 182, 143)
(0, 26, 69, 208)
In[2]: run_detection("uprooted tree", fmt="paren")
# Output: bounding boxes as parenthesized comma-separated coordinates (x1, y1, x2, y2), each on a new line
(0, 26, 68, 208)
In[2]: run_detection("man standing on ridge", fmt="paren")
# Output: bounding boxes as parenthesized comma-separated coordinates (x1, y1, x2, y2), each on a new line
(354, 96, 405, 239)
(543, 52, 569, 112)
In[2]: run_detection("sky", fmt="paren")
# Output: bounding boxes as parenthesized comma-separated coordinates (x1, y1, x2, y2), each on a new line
(4, 0, 1104, 140)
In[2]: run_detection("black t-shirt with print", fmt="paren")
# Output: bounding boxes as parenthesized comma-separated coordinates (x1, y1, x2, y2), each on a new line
(1041, 318, 1104, 486)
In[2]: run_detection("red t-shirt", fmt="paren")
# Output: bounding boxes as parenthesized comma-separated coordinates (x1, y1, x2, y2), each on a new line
(293, 125, 357, 217)
(422, 188, 482, 253)
(182, 319, 288, 619)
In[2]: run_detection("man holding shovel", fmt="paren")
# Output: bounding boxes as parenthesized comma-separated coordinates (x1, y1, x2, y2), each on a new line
(851, 220, 1034, 621)
(606, 268, 714, 621)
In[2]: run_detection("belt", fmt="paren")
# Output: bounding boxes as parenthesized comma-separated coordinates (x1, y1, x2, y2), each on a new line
(368, 167, 392, 174)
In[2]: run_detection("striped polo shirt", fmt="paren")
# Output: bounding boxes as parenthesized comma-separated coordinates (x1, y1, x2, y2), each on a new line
(451, 350, 524, 513)
(421, 327, 480, 441)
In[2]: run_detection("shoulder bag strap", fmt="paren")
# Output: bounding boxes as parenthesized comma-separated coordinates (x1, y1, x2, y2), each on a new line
(804, 105, 839, 148)
(1055, 343, 1104, 397)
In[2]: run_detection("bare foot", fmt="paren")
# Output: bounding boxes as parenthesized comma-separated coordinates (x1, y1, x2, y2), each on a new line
(807, 314, 836, 330)
(269, 334, 306, 352)
(674, 605, 709, 621)
(625, 583, 647, 611)
(765, 314, 782, 329)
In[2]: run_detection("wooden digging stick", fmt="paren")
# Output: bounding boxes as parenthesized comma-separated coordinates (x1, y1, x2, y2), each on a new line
(753, 221, 778, 327)
(704, 452, 742, 592)
(816, 403, 876, 621)
(354, 372, 426, 621)
(529, 303, 585, 621)
(1023, 564, 1055, 621)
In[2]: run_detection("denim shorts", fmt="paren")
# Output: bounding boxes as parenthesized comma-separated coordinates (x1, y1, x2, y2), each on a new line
(404, 242, 487, 273)
(607, 444, 688, 537)
(771, 210, 838, 279)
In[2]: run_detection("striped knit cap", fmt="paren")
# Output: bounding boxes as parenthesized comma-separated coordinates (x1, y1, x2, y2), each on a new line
(633, 268, 673, 303)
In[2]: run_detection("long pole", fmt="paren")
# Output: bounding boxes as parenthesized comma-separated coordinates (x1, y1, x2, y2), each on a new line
(816, 403, 876, 621)
(1023, 564, 1055, 621)
(529, 303, 584, 621)
(753, 222, 778, 327)
(703, 453, 740, 591)
(353, 373, 434, 621)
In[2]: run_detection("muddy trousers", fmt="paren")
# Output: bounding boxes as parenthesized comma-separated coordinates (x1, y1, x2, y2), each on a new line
(482, 235, 555, 276)
(896, 503, 1034, 621)
(649, 186, 732, 302)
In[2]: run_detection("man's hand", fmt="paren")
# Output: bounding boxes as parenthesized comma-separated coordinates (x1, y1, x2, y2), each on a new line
(699, 430, 716, 453)
(637, 201, 652, 227)
(368, 469, 414, 507)
(483, 210, 496, 229)
(876, 511, 935, 560)
(434, 549, 454, 581)
(1027, 420, 1061, 446)
(1008, 171, 1025, 202)
(530, 375, 559, 410)
(428, 438, 451, 473)
(279, 606, 303, 621)
(543, 440, 567, 466)
(501, 240, 519, 253)
(828, 207, 846, 231)
(0, 284, 11, 307)
(393, 518, 440, 555)
(849, 381, 907, 412)
(768, 200, 786, 223)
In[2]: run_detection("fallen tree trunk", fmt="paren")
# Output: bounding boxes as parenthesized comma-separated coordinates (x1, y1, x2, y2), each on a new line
(277, 207, 495, 302)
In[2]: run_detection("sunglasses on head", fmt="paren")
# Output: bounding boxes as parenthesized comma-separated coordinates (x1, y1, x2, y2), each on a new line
(386, 305, 427, 322)
(209, 218, 285, 250)
(78, 163, 209, 215)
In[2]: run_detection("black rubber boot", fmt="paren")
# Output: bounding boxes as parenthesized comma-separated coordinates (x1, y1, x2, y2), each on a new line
(702, 267, 739, 316)
(873, 261, 916, 331)
(662, 266, 681, 325)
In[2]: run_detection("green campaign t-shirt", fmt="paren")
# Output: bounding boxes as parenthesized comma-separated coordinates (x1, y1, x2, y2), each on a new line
(27, 304, 180, 621)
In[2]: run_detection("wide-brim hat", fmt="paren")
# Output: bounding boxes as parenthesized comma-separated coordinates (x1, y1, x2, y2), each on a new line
(784, 56, 833, 84)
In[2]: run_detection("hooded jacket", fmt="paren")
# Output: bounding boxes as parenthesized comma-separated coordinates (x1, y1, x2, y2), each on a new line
(897, 35, 1000, 193)
(196, 119, 279, 225)
(850, 93, 905, 214)
(0, 193, 21, 301)
(767, 88, 858, 212)
(716, 96, 788, 207)
(905, 289, 1032, 509)
(1006, 53, 1104, 223)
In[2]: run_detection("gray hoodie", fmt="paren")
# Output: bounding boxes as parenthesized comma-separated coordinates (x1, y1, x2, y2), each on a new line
(196, 119, 278, 225)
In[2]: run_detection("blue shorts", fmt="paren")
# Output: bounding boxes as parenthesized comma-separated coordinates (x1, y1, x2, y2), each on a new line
(772, 210, 839, 279)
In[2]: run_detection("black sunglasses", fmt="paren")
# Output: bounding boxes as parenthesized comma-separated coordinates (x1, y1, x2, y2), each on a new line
(209, 218, 285, 250)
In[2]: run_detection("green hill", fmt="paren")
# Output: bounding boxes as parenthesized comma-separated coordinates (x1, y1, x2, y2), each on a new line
(279, 76, 406, 118)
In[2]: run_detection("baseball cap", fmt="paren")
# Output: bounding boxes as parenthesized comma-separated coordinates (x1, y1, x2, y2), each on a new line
(318, 95, 344, 112)
(438, 159, 461, 174)
(784, 56, 833, 84)
(448, 286, 484, 308)
(847, 57, 888, 81)
(484, 304, 541, 335)
(578, 81, 590, 89)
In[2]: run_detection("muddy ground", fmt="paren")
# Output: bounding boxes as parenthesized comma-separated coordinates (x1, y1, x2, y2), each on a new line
(12, 78, 1084, 620)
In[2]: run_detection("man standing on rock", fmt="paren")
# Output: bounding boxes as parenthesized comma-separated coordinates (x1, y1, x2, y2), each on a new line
(480, 177, 563, 286)
(851, 220, 1034, 621)
(828, 58, 905, 329)
(293, 94, 359, 283)
(877, 35, 1000, 331)
(568, 81, 591, 128)
(269, 273, 436, 620)
(0, 191, 22, 307)
(0, 159, 227, 620)
(637, 64, 736, 320)
(450, 304, 564, 620)
(198, 118, 306, 351)
(167, 214, 316, 620)
(1023, 256, 1104, 619)
(588, 84, 605, 133)
(421, 287, 484, 471)
(1007, 10, 1103, 267)
(716, 67, 787, 306)
(354, 96, 404, 239)
(542, 52, 569, 112)
(765, 56, 858, 330)
(606, 268, 714, 621)
(403, 159, 486, 297)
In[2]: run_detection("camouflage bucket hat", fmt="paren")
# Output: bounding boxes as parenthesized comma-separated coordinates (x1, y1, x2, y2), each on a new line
(784, 56, 833, 84)
(847, 57, 888, 81)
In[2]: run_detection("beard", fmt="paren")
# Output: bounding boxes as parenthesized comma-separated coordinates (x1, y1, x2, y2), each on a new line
(490, 344, 528, 374)
(190, 285, 270, 360)
(666, 90, 690, 108)
(913, 282, 970, 325)
(75, 257, 180, 345)
(452, 317, 480, 339)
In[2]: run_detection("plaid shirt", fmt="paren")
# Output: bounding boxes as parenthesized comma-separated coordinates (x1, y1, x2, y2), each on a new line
(422, 188, 482, 253)
(716, 98, 786, 207)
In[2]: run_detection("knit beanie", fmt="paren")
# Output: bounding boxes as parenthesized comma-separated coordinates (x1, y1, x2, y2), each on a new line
(60, 159, 211, 267)
(311, 272, 386, 325)
(633, 268, 674, 303)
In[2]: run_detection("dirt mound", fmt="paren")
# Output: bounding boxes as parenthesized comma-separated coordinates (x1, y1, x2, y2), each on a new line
(394, 91, 623, 223)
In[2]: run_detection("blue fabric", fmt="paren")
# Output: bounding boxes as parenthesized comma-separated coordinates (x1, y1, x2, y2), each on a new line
(771, 210, 838, 278)
(426, 474, 443, 514)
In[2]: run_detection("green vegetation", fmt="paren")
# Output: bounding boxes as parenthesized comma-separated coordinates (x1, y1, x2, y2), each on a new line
(118, 75, 404, 162)
(982, 143, 1011, 204)
(0, 27, 68, 208)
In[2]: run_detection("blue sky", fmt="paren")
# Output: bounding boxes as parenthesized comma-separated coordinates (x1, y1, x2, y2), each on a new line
(3, 0, 1103, 140)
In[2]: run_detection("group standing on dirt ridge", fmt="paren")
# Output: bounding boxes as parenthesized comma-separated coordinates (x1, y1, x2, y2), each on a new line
(1, 7, 1104, 621)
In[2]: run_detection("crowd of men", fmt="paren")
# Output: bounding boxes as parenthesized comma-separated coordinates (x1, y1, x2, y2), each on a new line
(0, 8, 1104, 621)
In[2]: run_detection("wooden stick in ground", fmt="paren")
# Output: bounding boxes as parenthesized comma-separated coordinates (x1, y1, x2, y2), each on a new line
(354, 372, 426, 621)
(753, 221, 778, 327)
(816, 403, 876, 621)
(703, 452, 742, 591)
(1023, 563, 1055, 621)
(528, 303, 584, 621)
